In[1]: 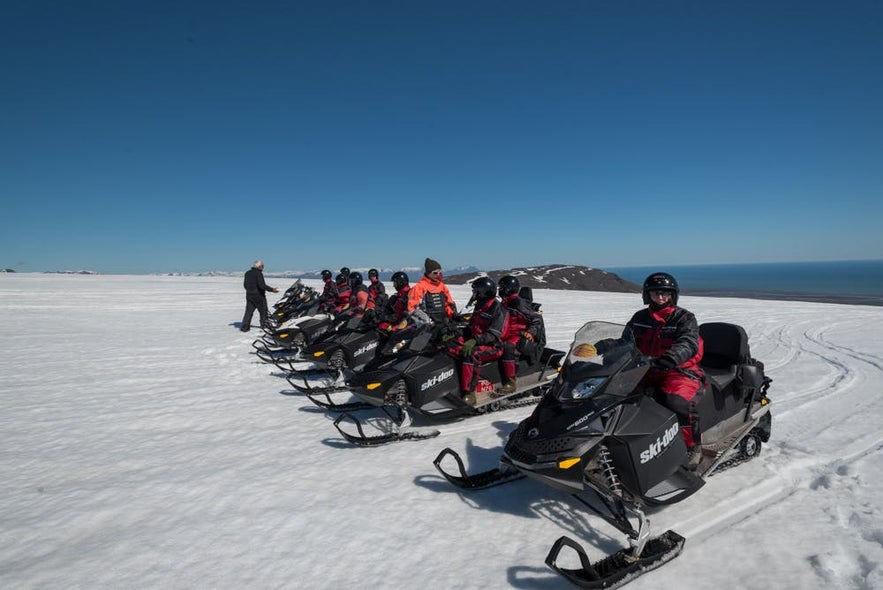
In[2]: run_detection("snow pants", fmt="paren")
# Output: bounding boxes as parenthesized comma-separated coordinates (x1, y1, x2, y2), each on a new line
(643, 369, 703, 448)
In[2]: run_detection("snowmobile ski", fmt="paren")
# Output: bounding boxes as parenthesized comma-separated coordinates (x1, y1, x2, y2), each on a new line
(545, 530, 685, 590)
(333, 408, 441, 446)
(433, 448, 525, 490)
(305, 391, 373, 412)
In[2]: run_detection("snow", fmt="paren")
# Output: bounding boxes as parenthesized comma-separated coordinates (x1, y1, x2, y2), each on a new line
(2, 274, 883, 589)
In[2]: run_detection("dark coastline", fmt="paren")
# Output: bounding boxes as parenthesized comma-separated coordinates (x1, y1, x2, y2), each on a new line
(684, 289, 883, 307)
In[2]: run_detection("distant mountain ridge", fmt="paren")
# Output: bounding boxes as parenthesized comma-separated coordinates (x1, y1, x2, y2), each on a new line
(444, 264, 641, 293)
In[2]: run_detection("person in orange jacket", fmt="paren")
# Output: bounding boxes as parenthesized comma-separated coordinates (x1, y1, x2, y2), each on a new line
(406, 258, 457, 324)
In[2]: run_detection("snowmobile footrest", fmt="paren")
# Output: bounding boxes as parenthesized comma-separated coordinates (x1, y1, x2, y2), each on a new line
(433, 448, 525, 490)
(545, 530, 685, 589)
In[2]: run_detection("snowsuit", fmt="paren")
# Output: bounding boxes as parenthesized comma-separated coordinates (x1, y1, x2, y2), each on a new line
(627, 305, 704, 448)
(500, 293, 546, 381)
(241, 267, 275, 330)
(334, 280, 352, 312)
(447, 297, 508, 393)
(317, 278, 339, 312)
(407, 274, 457, 324)
(367, 278, 388, 312)
(347, 284, 370, 317)
(377, 285, 410, 333)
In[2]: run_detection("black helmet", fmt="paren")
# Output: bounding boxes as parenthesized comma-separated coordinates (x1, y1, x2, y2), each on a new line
(471, 276, 497, 301)
(642, 272, 679, 305)
(392, 271, 409, 291)
(498, 275, 520, 297)
(335, 273, 347, 285)
(368, 268, 379, 279)
(349, 271, 363, 288)
(340, 267, 350, 278)
(321, 269, 332, 281)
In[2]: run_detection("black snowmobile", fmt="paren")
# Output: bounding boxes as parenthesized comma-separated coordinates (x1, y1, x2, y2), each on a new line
(283, 317, 387, 397)
(330, 315, 566, 446)
(267, 280, 320, 327)
(434, 320, 772, 589)
(252, 304, 346, 357)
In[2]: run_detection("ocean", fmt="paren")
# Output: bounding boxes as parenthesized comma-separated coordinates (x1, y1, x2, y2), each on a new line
(605, 259, 883, 306)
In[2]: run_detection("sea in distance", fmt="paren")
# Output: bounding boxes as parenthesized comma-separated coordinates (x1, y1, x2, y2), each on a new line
(604, 259, 883, 307)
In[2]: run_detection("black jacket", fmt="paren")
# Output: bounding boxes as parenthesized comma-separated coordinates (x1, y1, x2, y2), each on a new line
(244, 268, 273, 297)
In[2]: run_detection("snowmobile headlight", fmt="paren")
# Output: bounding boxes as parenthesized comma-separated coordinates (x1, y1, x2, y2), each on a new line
(557, 457, 581, 470)
(367, 382, 383, 390)
(570, 377, 606, 400)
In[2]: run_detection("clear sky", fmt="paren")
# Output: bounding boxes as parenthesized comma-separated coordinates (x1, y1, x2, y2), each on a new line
(3, 1, 882, 274)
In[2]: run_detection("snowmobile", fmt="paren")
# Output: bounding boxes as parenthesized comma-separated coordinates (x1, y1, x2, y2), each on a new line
(283, 317, 386, 396)
(268, 280, 320, 327)
(330, 316, 567, 446)
(434, 320, 772, 589)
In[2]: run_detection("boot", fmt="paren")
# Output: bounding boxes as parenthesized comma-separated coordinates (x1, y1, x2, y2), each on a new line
(685, 446, 702, 471)
(496, 376, 517, 395)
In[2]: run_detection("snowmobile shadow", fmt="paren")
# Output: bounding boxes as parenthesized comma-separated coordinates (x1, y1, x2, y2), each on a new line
(504, 565, 569, 589)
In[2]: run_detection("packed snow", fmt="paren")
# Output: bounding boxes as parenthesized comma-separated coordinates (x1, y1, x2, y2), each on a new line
(2, 274, 882, 589)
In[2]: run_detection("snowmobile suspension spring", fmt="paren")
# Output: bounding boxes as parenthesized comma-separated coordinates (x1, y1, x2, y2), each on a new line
(598, 446, 622, 495)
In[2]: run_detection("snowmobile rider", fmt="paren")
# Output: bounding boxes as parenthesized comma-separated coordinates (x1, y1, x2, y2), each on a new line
(600, 272, 704, 467)
(317, 269, 339, 312)
(497, 275, 546, 394)
(406, 258, 458, 325)
(363, 268, 388, 323)
(446, 277, 509, 405)
(332, 272, 352, 312)
(240, 259, 279, 332)
(377, 271, 410, 334)
(344, 271, 369, 317)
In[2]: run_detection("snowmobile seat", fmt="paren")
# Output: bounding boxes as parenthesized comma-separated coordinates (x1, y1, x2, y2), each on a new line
(699, 322, 750, 392)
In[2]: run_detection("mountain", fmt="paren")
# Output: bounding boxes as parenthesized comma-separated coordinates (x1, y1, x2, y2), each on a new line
(444, 264, 641, 293)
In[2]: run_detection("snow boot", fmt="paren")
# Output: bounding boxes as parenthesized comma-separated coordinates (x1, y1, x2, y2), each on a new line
(685, 446, 702, 471)
(496, 376, 517, 395)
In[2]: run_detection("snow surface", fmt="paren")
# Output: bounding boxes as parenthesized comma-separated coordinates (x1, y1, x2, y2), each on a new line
(2, 274, 882, 589)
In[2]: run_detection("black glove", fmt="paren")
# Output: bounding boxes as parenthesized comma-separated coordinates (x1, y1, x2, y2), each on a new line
(594, 338, 617, 355)
(362, 308, 375, 322)
(652, 356, 677, 370)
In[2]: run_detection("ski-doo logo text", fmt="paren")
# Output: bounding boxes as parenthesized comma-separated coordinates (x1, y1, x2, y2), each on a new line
(421, 368, 455, 391)
(354, 341, 378, 357)
(639, 423, 680, 464)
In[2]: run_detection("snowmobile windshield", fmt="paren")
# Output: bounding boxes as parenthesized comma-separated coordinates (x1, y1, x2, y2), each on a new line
(557, 321, 637, 403)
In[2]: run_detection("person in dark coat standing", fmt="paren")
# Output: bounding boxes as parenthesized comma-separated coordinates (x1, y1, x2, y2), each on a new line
(241, 260, 279, 332)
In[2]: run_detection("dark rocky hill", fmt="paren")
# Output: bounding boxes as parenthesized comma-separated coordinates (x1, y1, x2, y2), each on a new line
(444, 264, 641, 293)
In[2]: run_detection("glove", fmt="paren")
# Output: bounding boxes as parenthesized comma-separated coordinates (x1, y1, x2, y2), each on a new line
(362, 308, 375, 322)
(652, 356, 677, 370)
(594, 338, 616, 355)
(522, 331, 534, 342)
(441, 332, 457, 343)
(461, 339, 476, 357)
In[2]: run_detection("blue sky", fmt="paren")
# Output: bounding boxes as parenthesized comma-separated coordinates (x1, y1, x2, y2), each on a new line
(2, 1, 882, 274)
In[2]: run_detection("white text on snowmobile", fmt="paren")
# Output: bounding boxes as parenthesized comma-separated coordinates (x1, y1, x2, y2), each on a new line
(639, 422, 680, 464)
